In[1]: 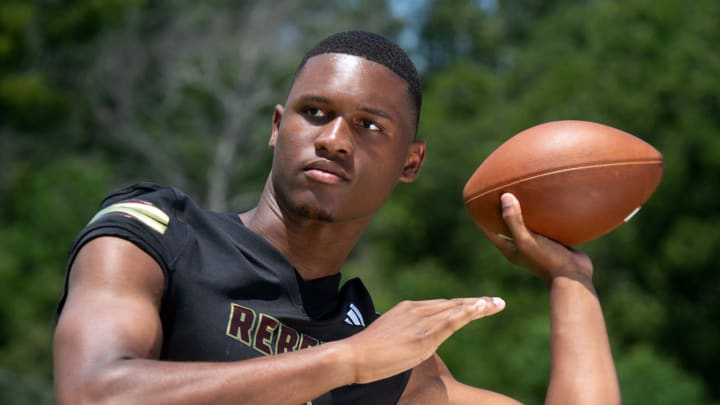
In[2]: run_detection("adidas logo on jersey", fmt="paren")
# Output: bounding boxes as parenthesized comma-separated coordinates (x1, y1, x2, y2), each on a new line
(344, 303, 365, 327)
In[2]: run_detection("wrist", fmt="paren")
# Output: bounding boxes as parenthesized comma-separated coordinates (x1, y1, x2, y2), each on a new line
(548, 272, 595, 293)
(544, 256, 594, 288)
(320, 340, 358, 386)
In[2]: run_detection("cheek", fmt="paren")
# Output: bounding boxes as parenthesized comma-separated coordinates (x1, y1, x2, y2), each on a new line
(355, 150, 406, 196)
(364, 144, 409, 178)
(272, 127, 304, 166)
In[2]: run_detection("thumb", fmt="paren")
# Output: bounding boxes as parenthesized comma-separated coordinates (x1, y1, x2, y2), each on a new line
(501, 193, 531, 241)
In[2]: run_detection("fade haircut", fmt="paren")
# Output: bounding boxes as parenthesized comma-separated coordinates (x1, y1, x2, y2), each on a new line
(292, 30, 422, 129)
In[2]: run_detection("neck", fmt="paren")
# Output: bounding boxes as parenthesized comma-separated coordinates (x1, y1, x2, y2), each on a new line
(239, 190, 370, 281)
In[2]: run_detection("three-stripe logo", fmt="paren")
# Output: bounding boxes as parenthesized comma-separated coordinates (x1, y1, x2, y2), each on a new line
(344, 303, 365, 327)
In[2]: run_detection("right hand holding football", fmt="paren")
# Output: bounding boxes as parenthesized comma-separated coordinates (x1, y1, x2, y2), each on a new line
(483, 193, 594, 284)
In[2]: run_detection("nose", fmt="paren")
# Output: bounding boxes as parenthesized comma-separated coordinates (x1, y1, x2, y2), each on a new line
(314, 117, 353, 157)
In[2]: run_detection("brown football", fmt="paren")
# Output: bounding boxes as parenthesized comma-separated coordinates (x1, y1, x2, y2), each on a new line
(463, 120, 664, 245)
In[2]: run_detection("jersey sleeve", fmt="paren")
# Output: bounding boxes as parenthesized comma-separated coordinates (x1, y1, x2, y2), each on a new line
(57, 182, 189, 315)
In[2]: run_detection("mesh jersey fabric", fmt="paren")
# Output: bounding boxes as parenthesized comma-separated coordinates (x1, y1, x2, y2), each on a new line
(57, 182, 411, 404)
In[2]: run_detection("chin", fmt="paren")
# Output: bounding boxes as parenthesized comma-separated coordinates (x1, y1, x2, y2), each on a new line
(288, 201, 336, 223)
(278, 193, 335, 222)
(272, 179, 336, 222)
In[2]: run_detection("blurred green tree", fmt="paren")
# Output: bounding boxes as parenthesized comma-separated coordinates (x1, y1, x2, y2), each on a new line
(1, 2, 145, 399)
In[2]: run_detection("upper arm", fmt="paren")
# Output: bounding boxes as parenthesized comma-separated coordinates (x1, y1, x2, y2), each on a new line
(399, 354, 523, 405)
(53, 236, 165, 400)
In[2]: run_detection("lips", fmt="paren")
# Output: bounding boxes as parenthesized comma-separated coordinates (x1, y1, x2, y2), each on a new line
(303, 159, 350, 184)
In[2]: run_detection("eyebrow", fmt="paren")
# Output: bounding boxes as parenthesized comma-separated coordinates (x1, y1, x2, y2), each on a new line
(359, 106, 391, 120)
(298, 94, 331, 105)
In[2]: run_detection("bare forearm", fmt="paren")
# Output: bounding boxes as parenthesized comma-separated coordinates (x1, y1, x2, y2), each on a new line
(57, 342, 353, 405)
(545, 276, 620, 405)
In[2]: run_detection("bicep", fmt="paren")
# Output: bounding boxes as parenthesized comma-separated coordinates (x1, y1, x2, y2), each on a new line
(400, 354, 523, 405)
(54, 237, 165, 390)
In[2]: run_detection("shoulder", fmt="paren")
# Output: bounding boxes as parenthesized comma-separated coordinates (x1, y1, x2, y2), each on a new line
(399, 354, 522, 405)
(58, 183, 197, 314)
(90, 182, 191, 229)
(78, 182, 200, 262)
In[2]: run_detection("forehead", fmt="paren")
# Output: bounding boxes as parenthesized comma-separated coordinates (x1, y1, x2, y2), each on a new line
(289, 54, 415, 126)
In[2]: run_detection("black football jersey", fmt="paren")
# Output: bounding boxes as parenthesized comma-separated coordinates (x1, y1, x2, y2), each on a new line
(58, 182, 411, 404)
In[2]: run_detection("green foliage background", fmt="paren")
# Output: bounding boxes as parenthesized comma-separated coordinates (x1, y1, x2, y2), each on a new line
(1, 0, 718, 403)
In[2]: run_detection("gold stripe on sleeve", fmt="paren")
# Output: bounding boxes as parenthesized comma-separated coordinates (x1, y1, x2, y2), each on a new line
(89, 201, 170, 234)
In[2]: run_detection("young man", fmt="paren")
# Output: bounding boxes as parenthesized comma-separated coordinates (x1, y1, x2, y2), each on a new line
(54, 31, 620, 404)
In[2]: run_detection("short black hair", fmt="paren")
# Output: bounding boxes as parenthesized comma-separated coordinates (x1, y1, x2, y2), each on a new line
(293, 30, 422, 128)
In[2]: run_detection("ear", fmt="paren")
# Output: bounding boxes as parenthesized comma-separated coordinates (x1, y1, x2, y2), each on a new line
(399, 139, 426, 183)
(269, 104, 284, 149)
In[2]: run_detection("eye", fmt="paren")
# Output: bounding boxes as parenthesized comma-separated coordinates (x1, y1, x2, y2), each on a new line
(360, 119, 381, 132)
(301, 106, 334, 125)
(304, 107, 326, 118)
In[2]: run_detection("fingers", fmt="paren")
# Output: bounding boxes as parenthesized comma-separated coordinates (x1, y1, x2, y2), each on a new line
(412, 297, 507, 334)
(481, 226, 517, 256)
(462, 296, 506, 320)
(450, 297, 506, 320)
(346, 296, 508, 384)
(492, 193, 594, 281)
(425, 298, 506, 350)
(399, 297, 503, 318)
(388, 297, 507, 333)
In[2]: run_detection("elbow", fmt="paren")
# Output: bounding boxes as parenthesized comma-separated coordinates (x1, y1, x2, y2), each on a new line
(56, 382, 108, 405)
(55, 384, 103, 405)
(55, 364, 134, 405)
